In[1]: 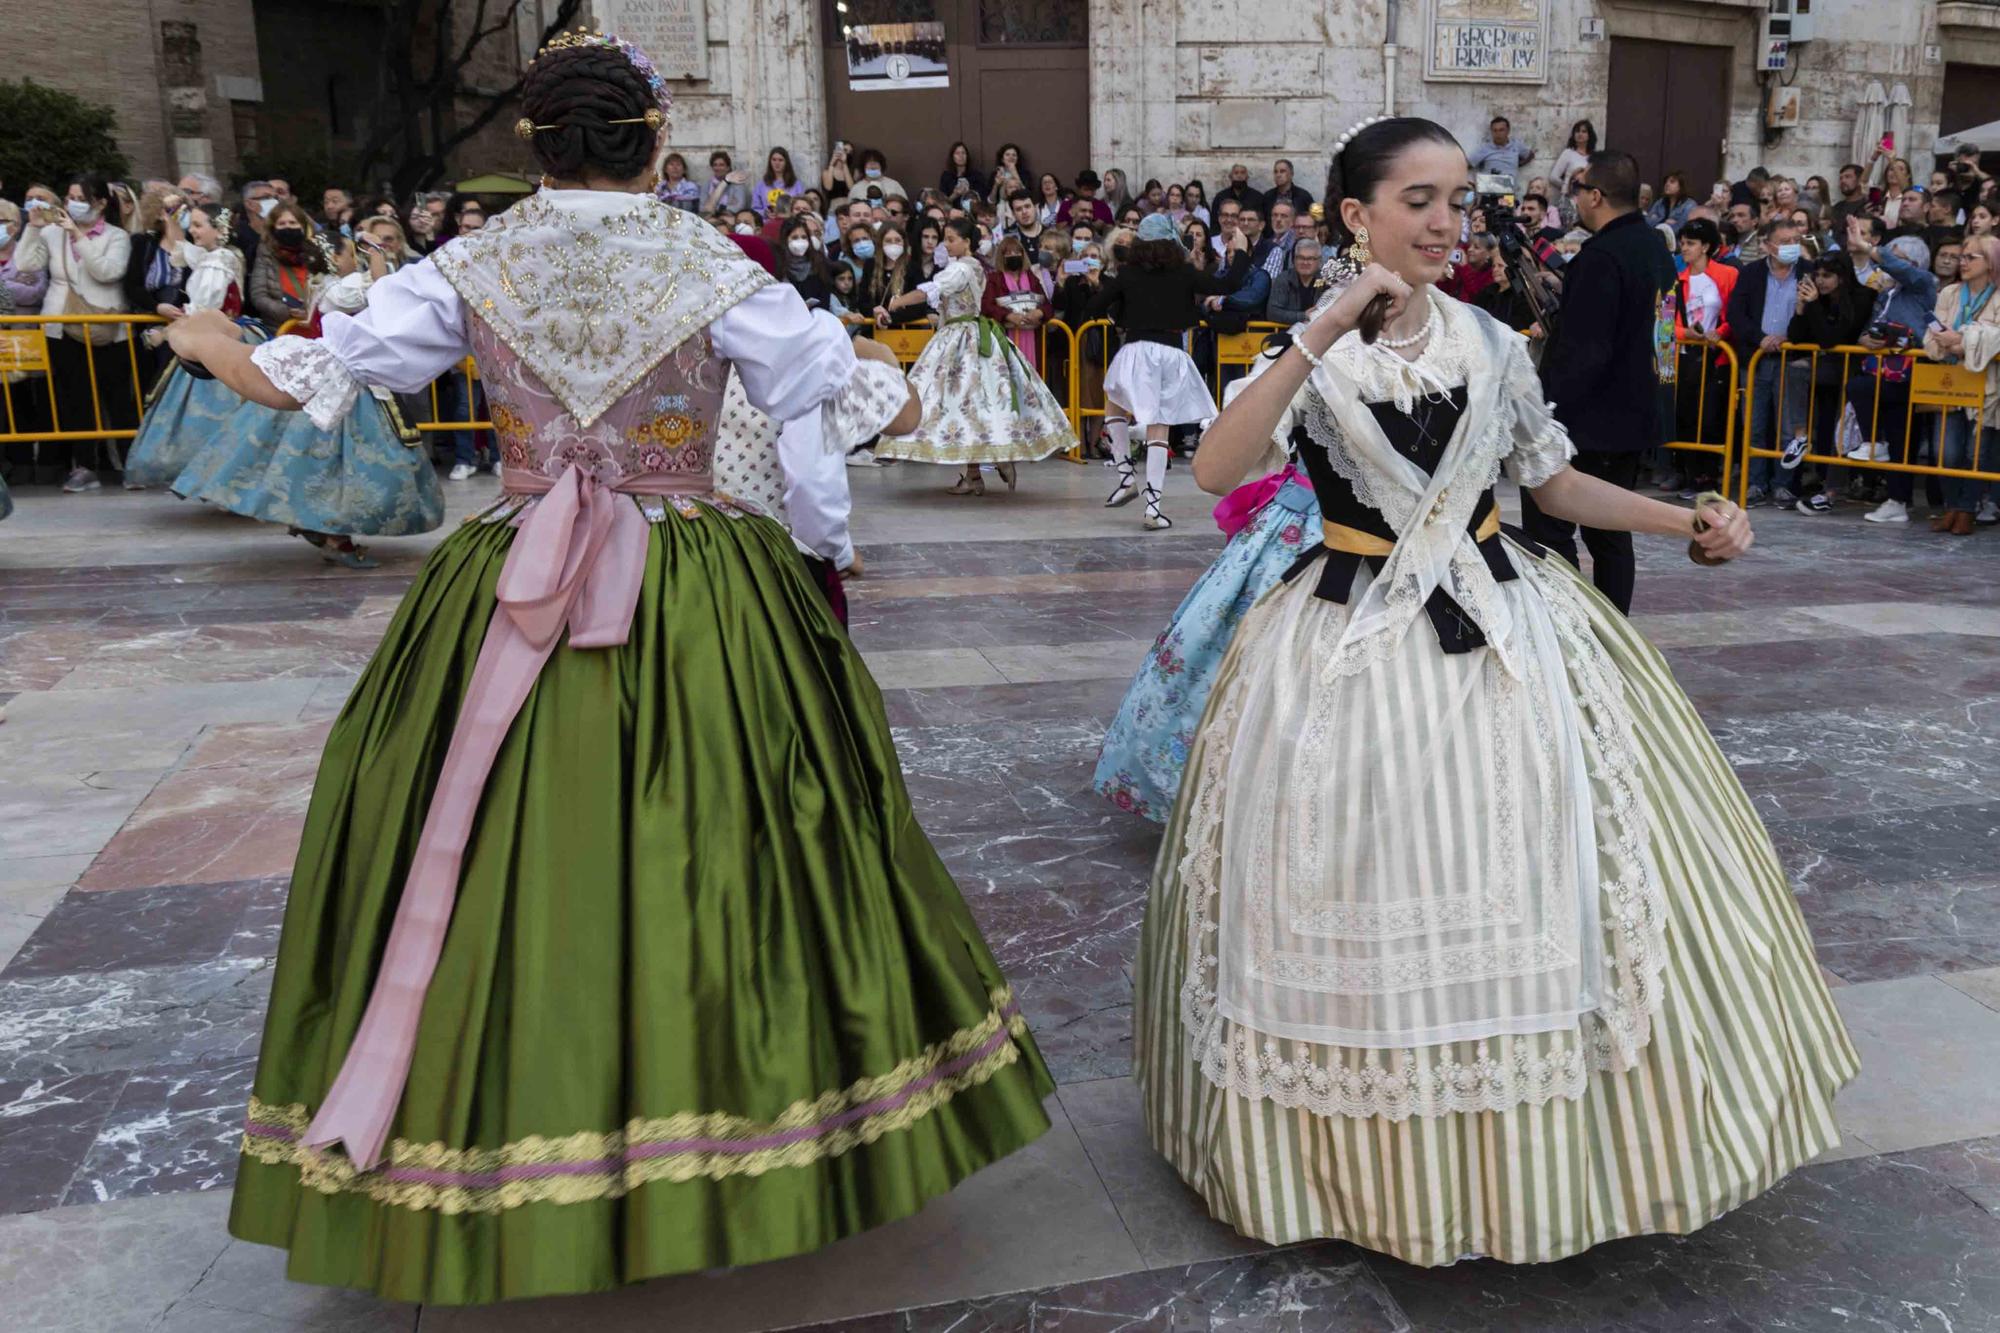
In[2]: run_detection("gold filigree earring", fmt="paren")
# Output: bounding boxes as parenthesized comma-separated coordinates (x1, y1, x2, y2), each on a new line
(1346, 226, 1372, 269)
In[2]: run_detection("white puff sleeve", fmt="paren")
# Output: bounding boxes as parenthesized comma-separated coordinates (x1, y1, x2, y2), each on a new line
(1502, 336, 1577, 490)
(248, 260, 470, 432)
(709, 282, 909, 451)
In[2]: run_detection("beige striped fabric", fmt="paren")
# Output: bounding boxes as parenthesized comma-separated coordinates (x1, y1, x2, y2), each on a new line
(1134, 548, 1860, 1266)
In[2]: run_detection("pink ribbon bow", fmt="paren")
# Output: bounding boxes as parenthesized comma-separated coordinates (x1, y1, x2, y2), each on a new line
(304, 464, 702, 1170)
(1211, 463, 1300, 538)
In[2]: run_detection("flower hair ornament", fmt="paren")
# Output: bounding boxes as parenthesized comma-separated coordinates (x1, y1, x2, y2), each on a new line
(514, 28, 672, 140)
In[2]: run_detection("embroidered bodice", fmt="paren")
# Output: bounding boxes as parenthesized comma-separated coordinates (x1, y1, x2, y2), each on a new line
(470, 318, 729, 492)
(928, 258, 984, 321)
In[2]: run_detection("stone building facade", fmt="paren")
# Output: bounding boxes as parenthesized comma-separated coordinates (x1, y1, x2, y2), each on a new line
(12, 0, 1997, 197)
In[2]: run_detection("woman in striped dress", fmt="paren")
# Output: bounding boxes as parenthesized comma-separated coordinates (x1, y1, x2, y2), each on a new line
(1135, 117, 1857, 1267)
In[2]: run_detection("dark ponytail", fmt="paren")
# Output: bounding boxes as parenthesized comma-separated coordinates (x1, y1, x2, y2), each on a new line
(1323, 116, 1461, 341)
(518, 44, 660, 184)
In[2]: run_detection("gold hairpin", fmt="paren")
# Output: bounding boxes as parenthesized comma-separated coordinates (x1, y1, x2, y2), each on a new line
(515, 107, 664, 139)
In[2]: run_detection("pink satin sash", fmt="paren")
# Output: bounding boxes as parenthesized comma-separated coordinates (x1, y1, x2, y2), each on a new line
(1211, 463, 1300, 538)
(304, 464, 707, 1170)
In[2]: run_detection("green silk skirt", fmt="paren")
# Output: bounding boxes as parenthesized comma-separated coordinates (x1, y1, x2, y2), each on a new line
(229, 500, 1055, 1305)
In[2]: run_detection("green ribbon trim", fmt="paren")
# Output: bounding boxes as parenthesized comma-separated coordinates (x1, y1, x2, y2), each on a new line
(945, 313, 1033, 413)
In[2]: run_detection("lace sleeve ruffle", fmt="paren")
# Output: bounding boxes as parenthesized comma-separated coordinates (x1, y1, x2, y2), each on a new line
(251, 336, 360, 432)
(823, 356, 910, 453)
(1503, 341, 1575, 490)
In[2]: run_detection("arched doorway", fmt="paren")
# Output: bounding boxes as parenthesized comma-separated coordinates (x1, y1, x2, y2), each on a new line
(820, 0, 1089, 200)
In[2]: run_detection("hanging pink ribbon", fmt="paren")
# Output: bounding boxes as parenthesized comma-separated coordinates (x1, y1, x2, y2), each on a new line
(1212, 463, 1300, 538)
(304, 464, 704, 1170)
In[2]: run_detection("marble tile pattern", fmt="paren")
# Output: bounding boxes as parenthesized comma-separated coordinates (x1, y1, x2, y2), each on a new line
(6, 468, 2000, 1329)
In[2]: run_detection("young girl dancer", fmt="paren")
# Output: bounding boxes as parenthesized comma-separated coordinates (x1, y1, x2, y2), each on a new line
(871, 217, 1074, 494)
(124, 203, 250, 488)
(1086, 213, 1248, 528)
(1134, 117, 1855, 1266)
(167, 30, 1051, 1303)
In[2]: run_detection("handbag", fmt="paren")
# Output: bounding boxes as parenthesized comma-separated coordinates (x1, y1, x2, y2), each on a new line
(61, 287, 120, 346)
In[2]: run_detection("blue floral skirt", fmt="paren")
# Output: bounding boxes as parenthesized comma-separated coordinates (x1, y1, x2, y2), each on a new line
(1093, 477, 1320, 821)
(125, 335, 270, 489)
(170, 385, 444, 537)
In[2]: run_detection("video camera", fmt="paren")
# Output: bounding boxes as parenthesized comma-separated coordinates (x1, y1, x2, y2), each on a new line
(1473, 174, 1529, 260)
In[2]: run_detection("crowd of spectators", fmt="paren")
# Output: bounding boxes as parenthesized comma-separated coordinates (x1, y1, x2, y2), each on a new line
(5, 121, 1998, 516)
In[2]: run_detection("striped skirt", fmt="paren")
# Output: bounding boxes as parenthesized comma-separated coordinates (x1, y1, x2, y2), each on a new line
(1133, 544, 1859, 1266)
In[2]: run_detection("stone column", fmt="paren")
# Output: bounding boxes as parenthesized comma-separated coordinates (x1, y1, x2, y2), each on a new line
(1091, 0, 1177, 184)
(158, 21, 216, 181)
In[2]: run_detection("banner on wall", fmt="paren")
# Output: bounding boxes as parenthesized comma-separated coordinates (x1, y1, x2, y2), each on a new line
(845, 20, 950, 92)
(1424, 0, 1548, 85)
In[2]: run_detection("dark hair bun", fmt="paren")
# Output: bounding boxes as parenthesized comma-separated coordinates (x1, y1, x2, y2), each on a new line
(519, 45, 658, 183)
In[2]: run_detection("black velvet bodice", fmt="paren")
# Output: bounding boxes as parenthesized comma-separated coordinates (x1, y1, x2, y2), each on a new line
(1283, 386, 1529, 654)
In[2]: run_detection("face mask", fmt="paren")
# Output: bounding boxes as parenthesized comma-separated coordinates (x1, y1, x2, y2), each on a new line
(174, 207, 191, 230)
(257, 198, 279, 218)
(339, 223, 353, 239)
(0, 226, 10, 248)
(1002, 254, 1024, 271)
(734, 223, 755, 235)
(1084, 257, 1102, 269)
(865, 166, 883, 179)
(810, 235, 824, 250)
(1036, 250, 1055, 267)
(1776, 243, 1802, 265)
(25, 199, 48, 214)
(66, 200, 95, 223)
(787, 237, 811, 256)
(934, 243, 950, 267)
(977, 238, 992, 256)
(1112, 243, 1131, 262)
(272, 228, 305, 247)
(882, 243, 905, 261)
(851, 238, 875, 261)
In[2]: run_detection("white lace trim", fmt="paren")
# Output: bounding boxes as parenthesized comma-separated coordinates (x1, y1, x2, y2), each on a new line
(825, 357, 910, 452)
(1174, 571, 1669, 1120)
(251, 336, 359, 433)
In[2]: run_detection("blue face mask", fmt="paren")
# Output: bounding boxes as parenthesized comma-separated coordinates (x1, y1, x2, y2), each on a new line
(851, 238, 876, 261)
(1775, 243, 1802, 266)
(0, 225, 10, 249)
(864, 166, 883, 179)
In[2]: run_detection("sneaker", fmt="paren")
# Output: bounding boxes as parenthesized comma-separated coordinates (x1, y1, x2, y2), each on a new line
(448, 462, 477, 481)
(1797, 493, 1830, 514)
(1863, 498, 1909, 524)
(844, 450, 879, 468)
(1744, 486, 1769, 508)
(1651, 472, 1681, 493)
(1772, 486, 1799, 508)
(1978, 498, 1999, 526)
(60, 467, 101, 493)
(1781, 436, 1809, 469)
(1676, 486, 1702, 502)
(486, 458, 503, 476)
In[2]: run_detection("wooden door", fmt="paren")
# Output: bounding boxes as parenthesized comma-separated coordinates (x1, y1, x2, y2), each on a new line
(821, 0, 1088, 201)
(1607, 37, 1730, 195)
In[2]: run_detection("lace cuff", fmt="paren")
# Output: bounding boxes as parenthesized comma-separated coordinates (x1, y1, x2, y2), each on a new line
(1503, 342, 1576, 490)
(822, 356, 909, 452)
(251, 336, 360, 433)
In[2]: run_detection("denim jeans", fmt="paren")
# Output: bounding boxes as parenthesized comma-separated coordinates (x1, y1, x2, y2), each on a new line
(440, 372, 488, 466)
(1746, 354, 1809, 493)
(1940, 413, 2000, 512)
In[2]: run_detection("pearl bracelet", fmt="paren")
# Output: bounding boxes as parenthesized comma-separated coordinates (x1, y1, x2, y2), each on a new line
(1294, 338, 1327, 369)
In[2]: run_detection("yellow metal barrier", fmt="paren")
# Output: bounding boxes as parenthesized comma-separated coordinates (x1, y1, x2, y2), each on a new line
(1736, 341, 1999, 501)
(871, 326, 934, 366)
(1069, 318, 1114, 458)
(1660, 332, 1740, 498)
(1036, 319, 1086, 462)
(1212, 321, 1286, 399)
(0, 314, 162, 445)
(420, 356, 490, 435)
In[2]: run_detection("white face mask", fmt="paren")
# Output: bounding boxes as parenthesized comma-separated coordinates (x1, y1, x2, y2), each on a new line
(257, 197, 279, 218)
(934, 242, 950, 267)
(977, 238, 992, 256)
(787, 237, 810, 256)
(882, 243, 905, 261)
(810, 234, 824, 250)
(66, 200, 95, 223)
(734, 223, 755, 235)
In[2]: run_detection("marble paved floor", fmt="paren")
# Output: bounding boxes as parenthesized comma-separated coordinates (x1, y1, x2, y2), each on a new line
(4, 460, 2000, 1332)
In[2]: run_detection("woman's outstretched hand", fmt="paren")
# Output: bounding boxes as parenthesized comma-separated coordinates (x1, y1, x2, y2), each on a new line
(1692, 499, 1754, 563)
(164, 308, 244, 364)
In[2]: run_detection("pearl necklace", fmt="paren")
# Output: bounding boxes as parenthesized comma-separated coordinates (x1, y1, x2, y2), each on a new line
(1374, 292, 1439, 350)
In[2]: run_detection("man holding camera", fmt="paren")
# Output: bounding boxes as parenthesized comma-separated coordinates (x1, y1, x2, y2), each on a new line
(1724, 216, 1810, 506)
(1528, 150, 1677, 614)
